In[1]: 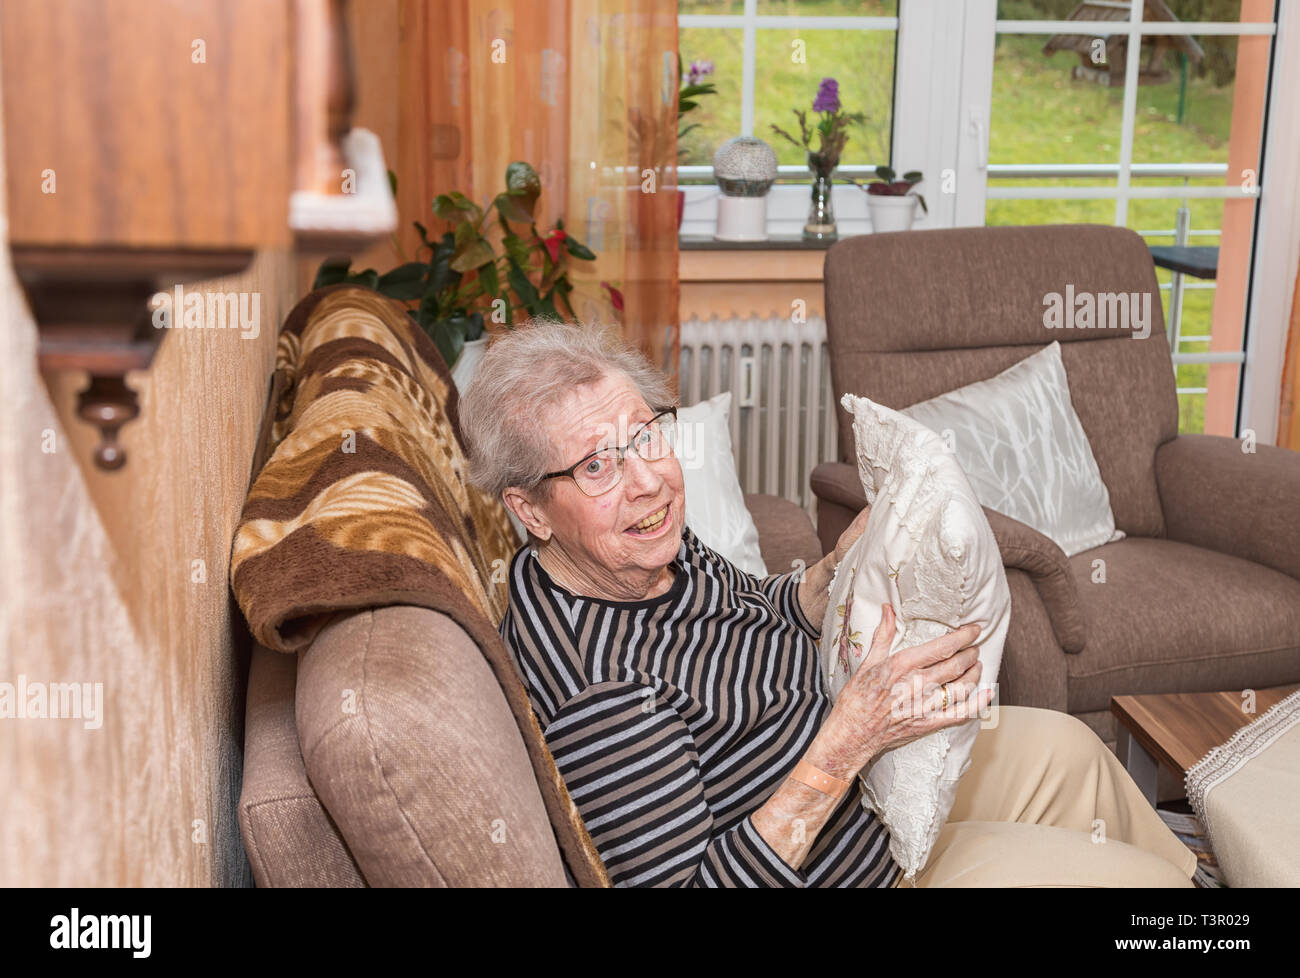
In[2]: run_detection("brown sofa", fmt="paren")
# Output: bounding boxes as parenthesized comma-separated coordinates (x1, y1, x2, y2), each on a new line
(811, 224, 1300, 751)
(238, 494, 821, 887)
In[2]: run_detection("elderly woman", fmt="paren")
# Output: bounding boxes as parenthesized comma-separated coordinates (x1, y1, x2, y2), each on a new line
(460, 320, 1198, 888)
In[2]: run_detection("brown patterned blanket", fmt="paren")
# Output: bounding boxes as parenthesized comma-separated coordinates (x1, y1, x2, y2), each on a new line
(230, 285, 607, 887)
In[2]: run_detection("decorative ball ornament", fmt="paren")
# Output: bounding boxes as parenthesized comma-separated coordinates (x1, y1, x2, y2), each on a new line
(712, 136, 777, 241)
(712, 136, 778, 197)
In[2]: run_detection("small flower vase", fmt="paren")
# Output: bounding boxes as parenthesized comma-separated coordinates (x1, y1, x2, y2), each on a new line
(804, 152, 837, 241)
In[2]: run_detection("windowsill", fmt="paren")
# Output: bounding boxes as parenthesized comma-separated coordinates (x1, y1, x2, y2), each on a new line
(678, 233, 837, 251)
(680, 183, 906, 243)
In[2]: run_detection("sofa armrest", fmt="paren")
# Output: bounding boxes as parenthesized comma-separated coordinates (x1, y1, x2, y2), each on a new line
(743, 492, 824, 573)
(297, 606, 573, 887)
(1157, 434, 1300, 582)
(239, 645, 366, 887)
(810, 462, 1086, 653)
(810, 461, 865, 556)
(980, 508, 1086, 654)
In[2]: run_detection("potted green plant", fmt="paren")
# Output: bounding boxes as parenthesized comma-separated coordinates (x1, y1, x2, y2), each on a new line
(851, 166, 927, 234)
(313, 161, 597, 383)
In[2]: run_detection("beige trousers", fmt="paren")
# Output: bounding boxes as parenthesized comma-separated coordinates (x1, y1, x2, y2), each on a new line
(899, 706, 1198, 887)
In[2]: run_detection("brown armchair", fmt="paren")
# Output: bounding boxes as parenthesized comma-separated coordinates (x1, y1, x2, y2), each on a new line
(811, 224, 1300, 750)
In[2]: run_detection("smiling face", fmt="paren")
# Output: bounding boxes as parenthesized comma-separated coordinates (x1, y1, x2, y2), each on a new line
(503, 371, 686, 601)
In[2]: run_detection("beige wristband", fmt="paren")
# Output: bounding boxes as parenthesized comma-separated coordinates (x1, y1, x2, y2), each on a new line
(789, 759, 852, 798)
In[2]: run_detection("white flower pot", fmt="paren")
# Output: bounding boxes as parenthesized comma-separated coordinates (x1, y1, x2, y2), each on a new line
(867, 194, 918, 234)
(451, 336, 489, 392)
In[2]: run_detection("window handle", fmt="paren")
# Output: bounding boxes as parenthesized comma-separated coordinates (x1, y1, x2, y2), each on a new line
(968, 113, 988, 170)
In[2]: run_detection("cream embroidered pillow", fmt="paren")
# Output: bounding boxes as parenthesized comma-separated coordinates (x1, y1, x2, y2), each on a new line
(822, 393, 1011, 880)
(901, 341, 1121, 557)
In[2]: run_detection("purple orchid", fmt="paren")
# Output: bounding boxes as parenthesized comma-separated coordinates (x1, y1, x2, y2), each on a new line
(771, 78, 863, 170)
(685, 59, 715, 86)
(812, 77, 840, 114)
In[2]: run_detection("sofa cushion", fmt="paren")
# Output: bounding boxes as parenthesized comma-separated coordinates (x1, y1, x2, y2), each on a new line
(1066, 538, 1300, 713)
(822, 393, 1010, 879)
(296, 605, 573, 887)
(743, 492, 822, 572)
(823, 225, 1179, 538)
(902, 341, 1121, 557)
(238, 645, 365, 887)
(679, 391, 767, 575)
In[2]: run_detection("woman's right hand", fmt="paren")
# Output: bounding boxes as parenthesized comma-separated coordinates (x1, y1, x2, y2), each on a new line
(808, 604, 994, 782)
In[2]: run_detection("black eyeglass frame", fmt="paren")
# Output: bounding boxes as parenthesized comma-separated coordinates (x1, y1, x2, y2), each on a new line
(539, 406, 679, 495)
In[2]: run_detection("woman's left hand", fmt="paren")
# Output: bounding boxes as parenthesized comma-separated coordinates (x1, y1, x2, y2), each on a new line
(832, 504, 871, 567)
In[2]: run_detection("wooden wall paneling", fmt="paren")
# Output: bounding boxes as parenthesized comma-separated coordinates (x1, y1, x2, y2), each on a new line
(0, 244, 298, 886)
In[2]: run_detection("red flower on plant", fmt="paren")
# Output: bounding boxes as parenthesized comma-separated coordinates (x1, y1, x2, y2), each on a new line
(542, 228, 567, 264)
(601, 280, 624, 313)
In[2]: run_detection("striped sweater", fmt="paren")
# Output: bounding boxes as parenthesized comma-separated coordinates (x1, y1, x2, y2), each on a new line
(500, 525, 901, 888)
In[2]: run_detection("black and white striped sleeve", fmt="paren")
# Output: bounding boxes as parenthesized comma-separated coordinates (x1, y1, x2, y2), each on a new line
(757, 569, 823, 640)
(543, 680, 808, 888)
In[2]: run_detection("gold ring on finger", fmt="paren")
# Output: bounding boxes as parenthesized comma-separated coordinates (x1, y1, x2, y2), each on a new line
(940, 683, 949, 711)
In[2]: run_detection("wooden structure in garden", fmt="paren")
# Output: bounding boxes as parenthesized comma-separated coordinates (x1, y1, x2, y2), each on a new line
(1044, 0, 1205, 87)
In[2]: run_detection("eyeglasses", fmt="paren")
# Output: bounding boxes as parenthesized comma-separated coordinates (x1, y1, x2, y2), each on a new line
(541, 407, 678, 498)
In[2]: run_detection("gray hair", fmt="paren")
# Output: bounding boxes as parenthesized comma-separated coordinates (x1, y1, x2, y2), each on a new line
(459, 318, 676, 498)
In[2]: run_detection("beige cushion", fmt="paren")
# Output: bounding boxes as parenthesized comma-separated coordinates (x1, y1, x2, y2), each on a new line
(295, 605, 570, 887)
(821, 393, 1011, 879)
(1066, 538, 1300, 713)
(743, 492, 822, 573)
(901, 342, 1121, 557)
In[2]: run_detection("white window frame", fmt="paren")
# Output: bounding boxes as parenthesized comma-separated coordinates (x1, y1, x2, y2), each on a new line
(677, 0, 903, 237)
(678, 0, 996, 236)
(972, 4, 1277, 435)
(679, 1, 1296, 440)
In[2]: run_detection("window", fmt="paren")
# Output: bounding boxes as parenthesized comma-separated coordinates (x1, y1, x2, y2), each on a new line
(984, 0, 1277, 435)
(676, 0, 1297, 443)
(678, 1, 898, 175)
(678, 0, 901, 234)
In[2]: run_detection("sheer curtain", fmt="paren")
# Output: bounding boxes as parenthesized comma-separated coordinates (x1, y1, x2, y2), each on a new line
(396, 0, 679, 377)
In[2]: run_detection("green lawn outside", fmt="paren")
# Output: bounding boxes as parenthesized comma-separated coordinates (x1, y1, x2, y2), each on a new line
(679, 9, 1248, 434)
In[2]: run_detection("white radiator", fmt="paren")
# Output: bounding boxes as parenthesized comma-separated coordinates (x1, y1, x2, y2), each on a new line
(677, 315, 838, 513)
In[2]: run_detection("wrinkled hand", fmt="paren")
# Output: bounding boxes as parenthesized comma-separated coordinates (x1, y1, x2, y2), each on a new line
(810, 604, 993, 781)
(832, 504, 872, 568)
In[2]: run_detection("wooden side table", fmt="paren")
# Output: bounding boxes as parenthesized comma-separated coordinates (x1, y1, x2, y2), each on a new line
(1111, 685, 1300, 805)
